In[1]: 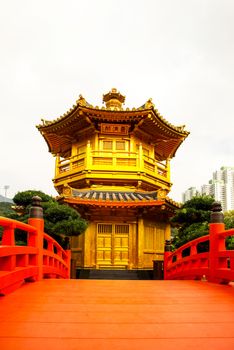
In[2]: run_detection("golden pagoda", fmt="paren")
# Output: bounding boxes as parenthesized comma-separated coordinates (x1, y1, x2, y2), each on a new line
(37, 89, 189, 270)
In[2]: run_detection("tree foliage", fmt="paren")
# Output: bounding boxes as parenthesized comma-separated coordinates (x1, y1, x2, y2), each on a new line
(171, 195, 214, 249)
(224, 210, 234, 229)
(43, 202, 88, 241)
(224, 210, 234, 250)
(0, 202, 15, 217)
(13, 190, 53, 207)
(2, 190, 88, 247)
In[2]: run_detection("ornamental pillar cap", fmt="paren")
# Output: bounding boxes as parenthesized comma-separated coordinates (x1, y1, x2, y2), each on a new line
(210, 201, 224, 223)
(29, 196, 43, 219)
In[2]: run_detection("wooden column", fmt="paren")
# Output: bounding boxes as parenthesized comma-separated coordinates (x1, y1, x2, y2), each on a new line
(165, 222, 171, 241)
(86, 140, 91, 170)
(137, 215, 144, 268)
(138, 143, 144, 171)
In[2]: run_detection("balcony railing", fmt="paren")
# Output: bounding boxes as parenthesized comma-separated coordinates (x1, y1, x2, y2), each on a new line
(55, 151, 169, 181)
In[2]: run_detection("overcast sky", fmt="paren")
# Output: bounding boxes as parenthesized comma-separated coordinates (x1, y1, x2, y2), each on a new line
(0, 0, 233, 202)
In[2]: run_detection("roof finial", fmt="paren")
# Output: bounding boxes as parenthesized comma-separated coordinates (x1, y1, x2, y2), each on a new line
(103, 88, 125, 110)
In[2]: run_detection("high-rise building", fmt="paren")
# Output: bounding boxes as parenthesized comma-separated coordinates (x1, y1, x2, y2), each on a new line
(183, 167, 234, 211)
(182, 187, 198, 202)
(201, 184, 211, 196)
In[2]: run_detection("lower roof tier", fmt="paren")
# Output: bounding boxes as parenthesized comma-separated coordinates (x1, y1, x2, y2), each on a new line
(58, 187, 180, 212)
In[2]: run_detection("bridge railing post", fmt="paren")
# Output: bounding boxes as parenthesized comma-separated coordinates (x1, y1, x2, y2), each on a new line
(28, 196, 44, 281)
(209, 202, 225, 283)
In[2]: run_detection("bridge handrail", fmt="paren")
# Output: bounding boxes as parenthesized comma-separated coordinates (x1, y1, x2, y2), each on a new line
(164, 224, 234, 284)
(166, 234, 209, 265)
(0, 209, 71, 295)
(218, 228, 234, 238)
(0, 216, 37, 233)
(42, 232, 70, 278)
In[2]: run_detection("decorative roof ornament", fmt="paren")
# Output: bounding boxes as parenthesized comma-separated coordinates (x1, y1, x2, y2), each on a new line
(157, 188, 168, 199)
(145, 98, 155, 109)
(177, 125, 186, 132)
(76, 94, 93, 108)
(138, 98, 155, 110)
(103, 88, 125, 110)
(63, 183, 72, 197)
(76, 94, 87, 106)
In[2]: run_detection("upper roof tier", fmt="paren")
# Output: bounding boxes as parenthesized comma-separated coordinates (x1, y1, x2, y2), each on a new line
(37, 89, 189, 160)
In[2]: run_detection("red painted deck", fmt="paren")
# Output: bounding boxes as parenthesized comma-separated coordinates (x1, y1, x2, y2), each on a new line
(0, 279, 234, 350)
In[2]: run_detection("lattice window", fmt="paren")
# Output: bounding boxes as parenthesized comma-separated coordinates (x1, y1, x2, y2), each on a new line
(103, 141, 113, 150)
(115, 224, 129, 234)
(97, 224, 112, 234)
(116, 141, 125, 151)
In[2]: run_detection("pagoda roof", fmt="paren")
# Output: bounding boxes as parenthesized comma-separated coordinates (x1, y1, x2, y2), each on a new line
(58, 188, 180, 210)
(37, 90, 189, 160)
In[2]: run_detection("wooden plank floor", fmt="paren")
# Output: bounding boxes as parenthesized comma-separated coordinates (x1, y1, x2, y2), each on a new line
(0, 279, 234, 350)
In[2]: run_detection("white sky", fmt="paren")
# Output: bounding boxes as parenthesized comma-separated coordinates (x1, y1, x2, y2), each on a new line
(0, 0, 234, 202)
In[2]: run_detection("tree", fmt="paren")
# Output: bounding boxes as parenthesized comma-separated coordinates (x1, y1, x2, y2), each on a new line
(171, 195, 214, 249)
(0, 202, 15, 217)
(224, 210, 234, 229)
(43, 201, 88, 244)
(13, 190, 53, 207)
(224, 210, 234, 250)
(3, 190, 88, 247)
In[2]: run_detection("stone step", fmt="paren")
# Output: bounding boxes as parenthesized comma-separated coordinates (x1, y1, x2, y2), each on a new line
(77, 269, 154, 280)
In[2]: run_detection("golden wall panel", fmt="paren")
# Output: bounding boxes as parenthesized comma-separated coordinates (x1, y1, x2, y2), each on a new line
(142, 219, 166, 268)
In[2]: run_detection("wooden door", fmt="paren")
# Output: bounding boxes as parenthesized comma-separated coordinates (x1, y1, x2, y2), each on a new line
(113, 224, 129, 266)
(96, 224, 112, 266)
(96, 223, 129, 268)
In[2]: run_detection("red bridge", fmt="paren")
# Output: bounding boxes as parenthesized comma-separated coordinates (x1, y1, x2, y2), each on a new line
(0, 199, 234, 350)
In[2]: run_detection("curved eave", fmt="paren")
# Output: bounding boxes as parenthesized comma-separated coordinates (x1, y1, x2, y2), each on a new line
(63, 197, 165, 208)
(36, 102, 189, 158)
(151, 108, 189, 136)
(36, 104, 146, 131)
(136, 110, 189, 160)
(39, 132, 74, 156)
(37, 103, 189, 136)
(138, 111, 189, 142)
(165, 197, 181, 209)
(61, 196, 180, 213)
(37, 107, 93, 156)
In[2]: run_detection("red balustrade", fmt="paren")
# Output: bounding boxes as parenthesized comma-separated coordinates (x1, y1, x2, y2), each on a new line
(0, 216, 71, 295)
(164, 222, 234, 284)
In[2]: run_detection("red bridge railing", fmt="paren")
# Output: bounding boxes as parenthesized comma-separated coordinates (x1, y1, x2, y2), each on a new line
(164, 203, 234, 284)
(0, 196, 71, 295)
